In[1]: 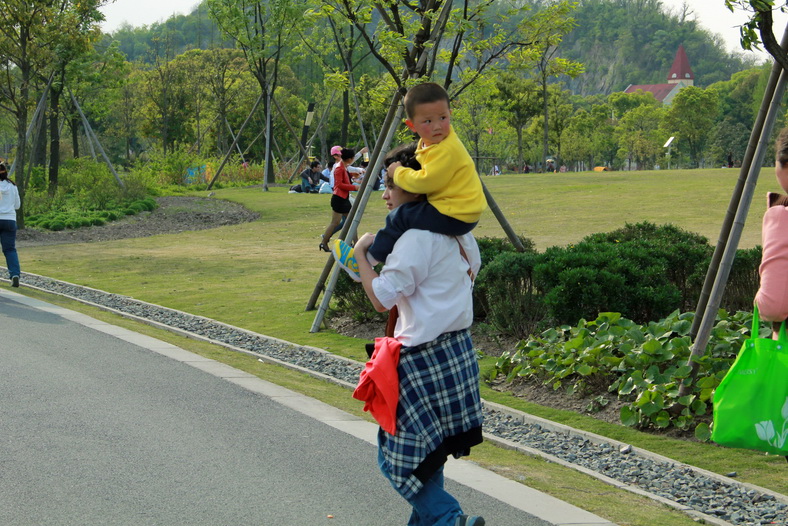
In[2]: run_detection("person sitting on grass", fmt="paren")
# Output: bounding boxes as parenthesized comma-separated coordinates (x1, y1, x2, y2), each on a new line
(331, 82, 486, 281)
(300, 160, 322, 193)
(352, 143, 485, 526)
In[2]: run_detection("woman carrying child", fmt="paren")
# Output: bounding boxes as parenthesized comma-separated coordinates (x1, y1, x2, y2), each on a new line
(352, 144, 486, 526)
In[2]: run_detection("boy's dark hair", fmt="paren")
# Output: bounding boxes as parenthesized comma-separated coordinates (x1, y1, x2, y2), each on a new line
(384, 142, 421, 170)
(404, 82, 449, 119)
(310, 160, 320, 169)
(340, 148, 355, 161)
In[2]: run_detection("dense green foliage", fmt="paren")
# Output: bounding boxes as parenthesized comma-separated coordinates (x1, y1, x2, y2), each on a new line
(24, 159, 154, 231)
(493, 309, 755, 436)
(332, 222, 762, 340)
(472, 223, 760, 337)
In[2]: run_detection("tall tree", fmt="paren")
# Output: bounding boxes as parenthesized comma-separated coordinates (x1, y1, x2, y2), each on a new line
(509, 1, 584, 167)
(0, 0, 106, 223)
(142, 31, 193, 154)
(47, 0, 106, 193)
(496, 72, 542, 169)
(663, 85, 720, 168)
(207, 0, 303, 185)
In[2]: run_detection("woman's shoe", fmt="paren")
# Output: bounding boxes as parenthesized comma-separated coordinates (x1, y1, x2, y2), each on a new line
(319, 242, 330, 252)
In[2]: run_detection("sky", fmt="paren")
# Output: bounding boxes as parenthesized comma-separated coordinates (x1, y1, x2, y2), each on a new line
(98, 0, 787, 61)
(99, 0, 200, 33)
(660, 0, 788, 61)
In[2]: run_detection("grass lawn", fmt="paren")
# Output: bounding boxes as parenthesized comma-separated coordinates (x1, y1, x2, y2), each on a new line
(15, 167, 787, 523)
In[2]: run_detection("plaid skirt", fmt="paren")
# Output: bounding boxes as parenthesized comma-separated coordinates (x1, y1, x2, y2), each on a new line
(377, 328, 484, 499)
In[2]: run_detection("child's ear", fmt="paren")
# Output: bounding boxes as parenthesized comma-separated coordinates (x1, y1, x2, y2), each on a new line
(405, 119, 416, 133)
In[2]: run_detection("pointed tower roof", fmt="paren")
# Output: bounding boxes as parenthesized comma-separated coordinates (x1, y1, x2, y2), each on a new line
(667, 45, 694, 85)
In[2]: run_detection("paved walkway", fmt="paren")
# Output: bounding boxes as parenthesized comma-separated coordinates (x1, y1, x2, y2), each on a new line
(0, 290, 615, 526)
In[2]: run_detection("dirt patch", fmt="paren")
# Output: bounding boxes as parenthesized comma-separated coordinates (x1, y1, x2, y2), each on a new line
(488, 374, 626, 426)
(17, 196, 259, 247)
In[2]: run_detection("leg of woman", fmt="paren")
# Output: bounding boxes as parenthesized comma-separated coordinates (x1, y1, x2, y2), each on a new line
(377, 445, 461, 526)
(321, 211, 342, 248)
(0, 219, 20, 281)
(332, 214, 346, 235)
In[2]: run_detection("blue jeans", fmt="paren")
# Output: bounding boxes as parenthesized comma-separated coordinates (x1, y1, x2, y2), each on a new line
(0, 219, 20, 278)
(378, 446, 462, 526)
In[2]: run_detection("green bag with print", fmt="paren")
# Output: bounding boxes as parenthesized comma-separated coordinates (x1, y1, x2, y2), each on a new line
(711, 307, 788, 455)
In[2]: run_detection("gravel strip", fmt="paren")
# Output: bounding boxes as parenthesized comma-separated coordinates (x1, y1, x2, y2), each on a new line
(9, 272, 788, 526)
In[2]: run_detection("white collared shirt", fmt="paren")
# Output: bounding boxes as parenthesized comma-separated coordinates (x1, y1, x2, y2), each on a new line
(0, 180, 20, 221)
(372, 230, 480, 347)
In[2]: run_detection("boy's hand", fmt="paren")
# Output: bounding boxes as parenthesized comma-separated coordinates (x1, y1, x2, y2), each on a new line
(356, 233, 375, 252)
(387, 161, 402, 179)
(359, 146, 369, 155)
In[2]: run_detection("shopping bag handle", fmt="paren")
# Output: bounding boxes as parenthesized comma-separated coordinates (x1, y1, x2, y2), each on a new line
(752, 305, 788, 343)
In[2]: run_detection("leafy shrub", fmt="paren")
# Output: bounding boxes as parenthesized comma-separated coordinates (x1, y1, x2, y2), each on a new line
(474, 235, 536, 321)
(534, 222, 715, 325)
(535, 241, 681, 325)
(493, 309, 752, 435)
(476, 251, 546, 338)
(476, 235, 535, 272)
(721, 246, 762, 312)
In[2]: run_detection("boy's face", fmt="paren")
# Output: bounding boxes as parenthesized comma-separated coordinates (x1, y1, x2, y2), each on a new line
(405, 99, 451, 146)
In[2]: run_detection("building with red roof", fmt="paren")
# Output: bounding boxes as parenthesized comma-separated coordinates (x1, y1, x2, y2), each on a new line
(623, 45, 694, 105)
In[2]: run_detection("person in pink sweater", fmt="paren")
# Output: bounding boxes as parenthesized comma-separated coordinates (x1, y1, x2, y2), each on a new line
(754, 127, 788, 336)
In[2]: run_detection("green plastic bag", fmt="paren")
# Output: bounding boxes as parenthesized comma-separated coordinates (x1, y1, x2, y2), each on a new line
(711, 307, 788, 455)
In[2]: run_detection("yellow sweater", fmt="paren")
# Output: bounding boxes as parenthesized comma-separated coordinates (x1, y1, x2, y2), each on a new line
(393, 126, 486, 223)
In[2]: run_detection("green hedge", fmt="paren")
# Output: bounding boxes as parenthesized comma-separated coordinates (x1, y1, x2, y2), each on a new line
(330, 222, 762, 339)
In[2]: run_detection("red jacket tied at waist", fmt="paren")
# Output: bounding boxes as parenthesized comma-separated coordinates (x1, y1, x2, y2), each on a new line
(353, 337, 401, 435)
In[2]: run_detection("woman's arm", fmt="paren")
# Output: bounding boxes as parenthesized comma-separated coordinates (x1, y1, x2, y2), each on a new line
(355, 233, 387, 312)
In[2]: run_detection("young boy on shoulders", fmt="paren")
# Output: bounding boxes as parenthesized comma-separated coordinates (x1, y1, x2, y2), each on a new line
(332, 82, 486, 281)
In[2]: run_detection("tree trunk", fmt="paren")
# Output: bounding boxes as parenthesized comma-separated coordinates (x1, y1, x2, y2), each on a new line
(516, 126, 524, 168)
(341, 89, 350, 146)
(31, 97, 48, 169)
(71, 115, 80, 158)
(542, 77, 549, 165)
(48, 85, 62, 195)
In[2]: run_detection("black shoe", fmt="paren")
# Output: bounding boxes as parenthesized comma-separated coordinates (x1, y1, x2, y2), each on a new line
(319, 243, 330, 252)
(11, 275, 19, 288)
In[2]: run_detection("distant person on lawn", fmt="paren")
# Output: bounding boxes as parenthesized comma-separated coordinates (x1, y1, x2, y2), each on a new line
(0, 162, 21, 287)
(319, 148, 358, 253)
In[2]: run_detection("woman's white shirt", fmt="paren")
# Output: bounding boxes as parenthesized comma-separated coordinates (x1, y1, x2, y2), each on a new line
(0, 180, 20, 221)
(372, 230, 480, 347)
